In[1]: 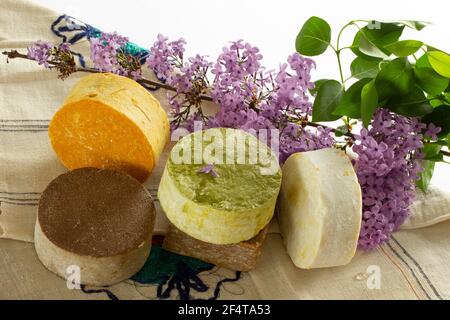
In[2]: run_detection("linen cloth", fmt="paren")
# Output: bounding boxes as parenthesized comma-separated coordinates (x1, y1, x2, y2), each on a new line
(0, 0, 449, 299)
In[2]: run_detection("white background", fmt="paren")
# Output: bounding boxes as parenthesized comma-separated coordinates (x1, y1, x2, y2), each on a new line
(33, 0, 450, 190)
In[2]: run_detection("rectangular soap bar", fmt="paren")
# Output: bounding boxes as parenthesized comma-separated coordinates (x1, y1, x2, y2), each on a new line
(162, 224, 268, 272)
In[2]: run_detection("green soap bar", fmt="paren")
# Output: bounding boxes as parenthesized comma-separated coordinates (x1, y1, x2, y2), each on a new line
(168, 128, 281, 211)
(158, 128, 282, 245)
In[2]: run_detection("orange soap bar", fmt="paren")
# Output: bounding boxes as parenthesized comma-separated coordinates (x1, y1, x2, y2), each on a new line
(49, 73, 170, 182)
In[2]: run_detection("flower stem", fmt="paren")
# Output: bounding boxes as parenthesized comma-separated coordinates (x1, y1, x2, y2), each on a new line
(441, 149, 450, 157)
(305, 120, 354, 138)
(335, 21, 356, 89)
(1, 50, 213, 102)
(336, 52, 345, 87)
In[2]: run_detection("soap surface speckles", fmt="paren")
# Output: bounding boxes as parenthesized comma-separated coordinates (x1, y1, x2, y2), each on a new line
(278, 148, 362, 269)
(35, 167, 156, 286)
(49, 73, 169, 182)
(38, 167, 155, 257)
(158, 128, 282, 245)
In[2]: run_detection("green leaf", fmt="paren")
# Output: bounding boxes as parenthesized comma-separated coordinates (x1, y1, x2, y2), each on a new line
(415, 54, 432, 68)
(361, 80, 379, 127)
(375, 58, 414, 100)
(350, 57, 381, 79)
(428, 94, 450, 108)
(422, 105, 450, 136)
(358, 35, 389, 59)
(295, 16, 331, 56)
(427, 45, 441, 52)
(365, 20, 429, 31)
(333, 78, 372, 118)
(435, 137, 448, 146)
(387, 86, 433, 117)
(308, 79, 328, 96)
(416, 160, 436, 192)
(384, 40, 423, 57)
(427, 51, 450, 78)
(312, 80, 343, 122)
(353, 22, 405, 59)
(414, 67, 449, 95)
(396, 20, 430, 31)
(351, 32, 384, 60)
(334, 125, 349, 137)
(422, 143, 443, 161)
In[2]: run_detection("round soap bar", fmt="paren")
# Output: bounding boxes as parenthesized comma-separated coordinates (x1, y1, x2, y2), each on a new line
(158, 128, 282, 245)
(49, 73, 170, 182)
(35, 168, 155, 286)
(278, 148, 362, 269)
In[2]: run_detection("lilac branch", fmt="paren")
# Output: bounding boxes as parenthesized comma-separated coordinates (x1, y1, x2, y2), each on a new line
(3, 49, 449, 159)
(1, 50, 212, 101)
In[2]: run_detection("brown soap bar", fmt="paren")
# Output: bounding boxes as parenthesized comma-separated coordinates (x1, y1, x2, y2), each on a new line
(162, 224, 268, 272)
(35, 167, 156, 286)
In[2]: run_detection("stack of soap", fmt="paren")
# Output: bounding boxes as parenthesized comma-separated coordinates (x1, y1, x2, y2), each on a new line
(35, 168, 156, 286)
(278, 148, 362, 269)
(159, 128, 282, 271)
(49, 73, 170, 182)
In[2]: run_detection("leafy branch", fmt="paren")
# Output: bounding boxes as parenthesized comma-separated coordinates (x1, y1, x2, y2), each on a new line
(295, 17, 450, 190)
(3, 48, 345, 136)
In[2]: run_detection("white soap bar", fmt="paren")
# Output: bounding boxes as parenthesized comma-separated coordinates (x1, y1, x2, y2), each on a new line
(278, 148, 362, 269)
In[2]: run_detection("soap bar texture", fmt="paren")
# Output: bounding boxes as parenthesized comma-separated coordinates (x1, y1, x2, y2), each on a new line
(49, 73, 170, 182)
(158, 128, 282, 245)
(278, 148, 362, 269)
(35, 168, 155, 286)
(163, 223, 268, 271)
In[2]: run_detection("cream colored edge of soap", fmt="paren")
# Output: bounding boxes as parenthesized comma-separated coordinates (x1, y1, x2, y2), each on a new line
(34, 221, 152, 287)
(278, 148, 362, 269)
(158, 166, 278, 245)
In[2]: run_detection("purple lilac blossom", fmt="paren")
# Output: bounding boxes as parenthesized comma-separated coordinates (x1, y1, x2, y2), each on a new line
(354, 109, 426, 249)
(27, 41, 53, 67)
(89, 32, 138, 78)
(58, 42, 71, 52)
(197, 164, 220, 178)
(424, 123, 441, 140)
(146, 34, 186, 80)
(147, 36, 331, 163)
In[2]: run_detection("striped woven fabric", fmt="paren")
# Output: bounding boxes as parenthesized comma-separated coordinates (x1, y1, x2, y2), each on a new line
(0, 0, 449, 300)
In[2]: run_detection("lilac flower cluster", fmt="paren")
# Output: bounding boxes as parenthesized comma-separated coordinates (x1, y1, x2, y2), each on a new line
(146, 34, 186, 80)
(353, 109, 428, 249)
(27, 41, 75, 79)
(148, 36, 332, 163)
(27, 41, 53, 67)
(90, 32, 142, 79)
(90, 32, 127, 71)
